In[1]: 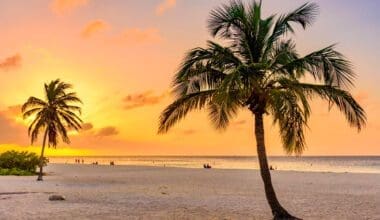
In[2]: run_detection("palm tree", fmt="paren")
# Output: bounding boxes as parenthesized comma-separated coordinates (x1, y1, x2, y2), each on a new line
(158, 1, 366, 219)
(22, 79, 82, 181)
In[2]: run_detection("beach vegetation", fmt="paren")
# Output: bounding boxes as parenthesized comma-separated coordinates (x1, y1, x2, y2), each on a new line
(0, 150, 47, 175)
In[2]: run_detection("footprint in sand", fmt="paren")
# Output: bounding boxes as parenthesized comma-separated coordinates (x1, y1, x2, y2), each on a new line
(159, 186, 169, 195)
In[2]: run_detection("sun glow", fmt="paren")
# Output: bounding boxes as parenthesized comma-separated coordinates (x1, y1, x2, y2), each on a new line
(0, 144, 91, 157)
(0, 0, 378, 156)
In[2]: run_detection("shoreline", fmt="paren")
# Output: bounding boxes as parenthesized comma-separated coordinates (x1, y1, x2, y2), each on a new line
(46, 155, 380, 157)
(48, 162, 380, 175)
(1, 164, 379, 219)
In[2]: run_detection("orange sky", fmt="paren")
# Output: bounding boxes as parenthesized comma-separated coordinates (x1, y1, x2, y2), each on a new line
(0, 0, 379, 156)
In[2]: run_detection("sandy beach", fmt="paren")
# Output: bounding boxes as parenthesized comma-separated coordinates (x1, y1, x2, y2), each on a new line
(0, 164, 379, 220)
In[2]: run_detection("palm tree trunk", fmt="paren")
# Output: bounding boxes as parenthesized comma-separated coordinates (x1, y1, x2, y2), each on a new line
(254, 113, 299, 220)
(37, 129, 48, 181)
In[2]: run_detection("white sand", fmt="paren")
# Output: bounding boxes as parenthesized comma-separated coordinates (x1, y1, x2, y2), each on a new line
(0, 164, 379, 219)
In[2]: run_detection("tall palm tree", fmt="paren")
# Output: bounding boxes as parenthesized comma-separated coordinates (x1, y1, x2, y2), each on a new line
(22, 79, 82, 181)
(158, 1, 366, 219)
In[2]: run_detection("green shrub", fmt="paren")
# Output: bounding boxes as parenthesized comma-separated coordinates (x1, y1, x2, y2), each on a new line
(0, 168, 35, 176)
(0, 151, 48, 174)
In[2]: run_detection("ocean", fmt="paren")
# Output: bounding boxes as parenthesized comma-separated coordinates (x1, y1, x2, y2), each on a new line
(49, 156, 380, 174)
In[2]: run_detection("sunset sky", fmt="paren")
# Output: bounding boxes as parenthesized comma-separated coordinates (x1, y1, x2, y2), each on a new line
(0, 0, 379, 156)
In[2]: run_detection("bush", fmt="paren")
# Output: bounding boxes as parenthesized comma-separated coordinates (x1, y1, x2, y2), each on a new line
(0, 151, 48, 175)
(0, 168, 35, 176)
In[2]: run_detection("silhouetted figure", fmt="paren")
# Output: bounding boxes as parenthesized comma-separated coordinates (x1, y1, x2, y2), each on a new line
(203, 163, 212, 169)
(110, 161, 115, 166)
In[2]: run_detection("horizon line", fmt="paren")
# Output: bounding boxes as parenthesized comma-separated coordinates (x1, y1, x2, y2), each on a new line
(47, 154, 380, 157)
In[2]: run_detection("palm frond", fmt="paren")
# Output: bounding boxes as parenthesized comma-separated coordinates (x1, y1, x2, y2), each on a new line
(275, 45, 355, 88)
(279, 80, 366, 130)
(158, 90, 215, 133)
(55, 93, 82, 104)
(30, 118, 46, 144)
(264, 2, 318, 57)
(22, 107, 42, 119)
(177, 41, 242, 80)
(208, 90, 241, 130)
(54, 116, 70, 144)
(174, 41, 243, 97)
(58, 111, 82, 130)
(208, 0, 247, 39)
(268, 89, 308, 155)
(21, 97, 46, 113)
(47, 124, 58, 147)
(58, 104, 82, 115)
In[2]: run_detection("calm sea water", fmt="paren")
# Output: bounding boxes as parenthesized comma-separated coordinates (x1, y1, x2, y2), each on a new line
(49, 156, 380, 174)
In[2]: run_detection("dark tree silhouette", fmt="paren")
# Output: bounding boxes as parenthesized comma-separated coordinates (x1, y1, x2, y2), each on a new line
(22, 79, 82, 181)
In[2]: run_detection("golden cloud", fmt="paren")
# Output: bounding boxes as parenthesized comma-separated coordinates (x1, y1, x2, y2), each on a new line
(51, 0, 89, 14)
(123, 91, 167, 110)
(156, 0, 176, 16)
(0, 54, 21, 71)
(0, 105, 22, 118)
(81, 122, 94, 131)
(182, 129, 197, 135)
(96, 126, 119, 137)
(0, 111, 27, 145)
(81, 20, 108, 38)
(116, 28, 162, 45)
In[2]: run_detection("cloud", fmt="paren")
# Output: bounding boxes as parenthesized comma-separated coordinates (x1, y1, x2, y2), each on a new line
(0, 111, 28, 145)
(1, 105, 22, 118)
(182, 129, 197, 135)
(51, 0, 89, 14)
(96, 126, 119, 137)
(115, 28, 162, 45)
(81, 122, 94, 131)
(155, 0, 176, 16)
(81, 20, 108, 38)
(0, 54, 21, 71)
(123, 91, 167, 110)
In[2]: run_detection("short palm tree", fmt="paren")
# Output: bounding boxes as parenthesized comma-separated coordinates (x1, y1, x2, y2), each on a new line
(22, 79, 82, 181)
(158, 1, 366, 219)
